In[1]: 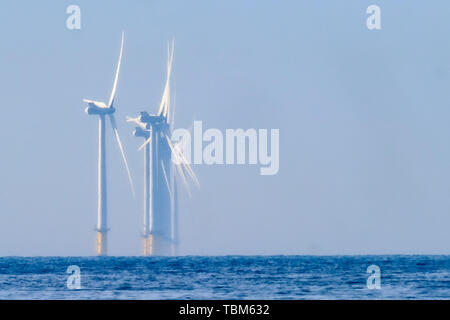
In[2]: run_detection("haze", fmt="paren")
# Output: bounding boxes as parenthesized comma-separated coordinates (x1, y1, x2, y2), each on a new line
(0, 0, 449, 255)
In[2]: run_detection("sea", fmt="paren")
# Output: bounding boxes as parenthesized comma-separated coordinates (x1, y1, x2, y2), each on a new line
(0, 255, 448, 299)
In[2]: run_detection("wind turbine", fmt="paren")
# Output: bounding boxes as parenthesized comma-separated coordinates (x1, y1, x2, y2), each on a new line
(127, 41, 198, 256)
(83, 33, 135, 256)
(126, 116, 152, 255)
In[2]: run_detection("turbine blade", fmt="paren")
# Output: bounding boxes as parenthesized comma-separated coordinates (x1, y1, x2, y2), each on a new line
(165, 136, 191, 196)
(126, 116, 139, 125)
(170, 88, 176, 130)
(157, 40, 174, 118)
(176, 149, 199, 187)
(165, 41, 174, 121)
(109, 113, 135, 198)
(174, 162, 191, 197)
(108, 32, 125, 108)
(157, 80, 169, 117)
(166, 136, 200, 187)
(160, 160, 173, 198)
(180, 160, 199, 187)
(138, 135, 152, 151)
(165, 135, 182, 162)
(165, 83, 171, 121)
(127, 116, 148, 130)
(181, 162, 200, 188)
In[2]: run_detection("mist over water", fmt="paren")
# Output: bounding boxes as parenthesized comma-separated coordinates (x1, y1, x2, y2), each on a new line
(1, 1, 450, 256)
(0, 256, 448, 299)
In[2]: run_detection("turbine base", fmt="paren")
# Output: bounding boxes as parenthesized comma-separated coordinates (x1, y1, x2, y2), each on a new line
(96, 231, 107, 256)
(142, 234, 173, 256)
(142, 234, 152, 256)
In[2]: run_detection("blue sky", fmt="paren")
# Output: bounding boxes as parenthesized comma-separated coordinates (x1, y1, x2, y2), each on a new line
(0, 1, 450, 255)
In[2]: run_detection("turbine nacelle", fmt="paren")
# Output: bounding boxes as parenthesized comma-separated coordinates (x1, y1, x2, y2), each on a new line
(133, 126, 150, 139)
(139, 111, 166, 127)
(84, 100, 115, 115)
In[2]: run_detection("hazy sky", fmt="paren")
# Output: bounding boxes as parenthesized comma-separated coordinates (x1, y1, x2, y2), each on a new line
(0, 1, 449, 256)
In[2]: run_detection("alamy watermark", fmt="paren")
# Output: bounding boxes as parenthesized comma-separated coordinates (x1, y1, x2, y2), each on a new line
(66, 265, 81, 289)
(66, 4, 381, 32)
(172, 121, 279, 176)
(366, 5, 381, 30)
(366, 264, 381, 290)
(66, 5, 81, 30)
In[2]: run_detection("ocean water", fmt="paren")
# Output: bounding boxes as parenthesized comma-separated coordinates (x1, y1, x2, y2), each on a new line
(0, 256, 449, 299)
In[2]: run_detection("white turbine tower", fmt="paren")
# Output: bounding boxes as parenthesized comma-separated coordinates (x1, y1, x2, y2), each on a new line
(83, 33, 134, 256)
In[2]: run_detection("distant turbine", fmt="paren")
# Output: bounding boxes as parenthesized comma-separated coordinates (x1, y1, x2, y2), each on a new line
(83, 33, 134, 256)
(127, 116, 153, 255)
(127, 40, 198, 256)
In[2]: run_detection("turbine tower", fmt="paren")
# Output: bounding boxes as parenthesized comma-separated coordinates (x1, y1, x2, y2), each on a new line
(127, 41, 198, 256)
(126, 119, 152, 255)
(83, 33, 134, 256)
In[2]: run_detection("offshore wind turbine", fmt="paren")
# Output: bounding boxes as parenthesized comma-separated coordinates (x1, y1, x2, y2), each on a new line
(127, 41, 198, 256)
(83, 33, 135, 256)
(126, 116, 152, 255)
